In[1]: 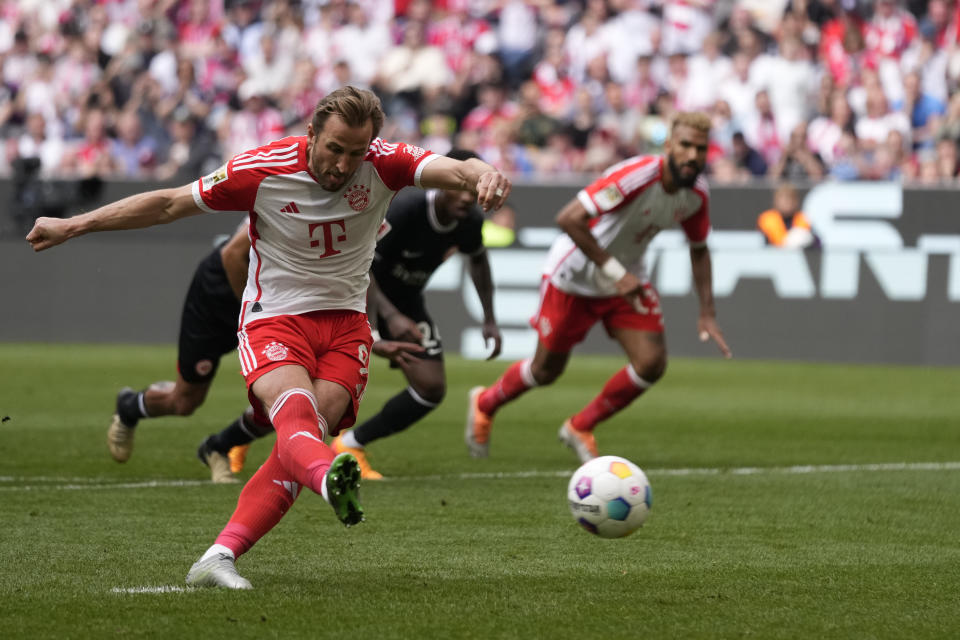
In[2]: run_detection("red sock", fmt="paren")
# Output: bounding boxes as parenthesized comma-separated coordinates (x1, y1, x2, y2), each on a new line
(570, 366, 651, 432)
(269, 388, 335, 495)
(479, 359, 536, 416)
(214, 443, 298, 558)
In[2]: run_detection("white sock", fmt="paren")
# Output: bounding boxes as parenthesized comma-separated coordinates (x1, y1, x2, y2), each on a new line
(199, 543, 235, 563)
(320, 471, 330, 504)
(340, 430, 362, 449)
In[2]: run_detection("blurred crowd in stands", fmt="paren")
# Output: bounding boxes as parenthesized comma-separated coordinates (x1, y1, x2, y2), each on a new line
(2, 0, 960, 185)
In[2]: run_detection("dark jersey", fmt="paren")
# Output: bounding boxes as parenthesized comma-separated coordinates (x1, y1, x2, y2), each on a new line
(372, 188, 484, 302)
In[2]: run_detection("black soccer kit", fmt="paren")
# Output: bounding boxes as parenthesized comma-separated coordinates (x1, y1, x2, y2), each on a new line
(372, 188, 485, 361)
(178, 244, 242, 383)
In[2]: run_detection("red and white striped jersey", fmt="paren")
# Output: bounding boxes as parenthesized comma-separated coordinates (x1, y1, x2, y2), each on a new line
(191, 135, 437, 327)
(543, 155, 710, 298)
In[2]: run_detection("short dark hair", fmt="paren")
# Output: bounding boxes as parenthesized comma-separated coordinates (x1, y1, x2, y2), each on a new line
(446, 148, 480, 162)
(311, 86, 385, 139)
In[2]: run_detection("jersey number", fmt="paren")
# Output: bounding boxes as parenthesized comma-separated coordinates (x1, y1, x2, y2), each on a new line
(418, 322, 441, 356)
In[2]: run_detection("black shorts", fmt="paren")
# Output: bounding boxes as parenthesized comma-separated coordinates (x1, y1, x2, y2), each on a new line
(377, 293, 442, 367)
(177, 248, 242, 383)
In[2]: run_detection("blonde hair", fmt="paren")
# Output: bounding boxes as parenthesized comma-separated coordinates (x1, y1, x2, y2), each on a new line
(671, 111, 712, 135)
(311, 86, 385, 139)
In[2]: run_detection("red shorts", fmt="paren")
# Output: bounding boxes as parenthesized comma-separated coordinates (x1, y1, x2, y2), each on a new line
(237, 310, 373, 434)
(530, 280, 664, 353)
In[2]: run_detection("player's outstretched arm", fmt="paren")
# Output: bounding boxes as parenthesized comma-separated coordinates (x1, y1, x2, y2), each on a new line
(690, 245, 732, 358)
(25, 183, 204, 252)
(419, 156, 511, 212)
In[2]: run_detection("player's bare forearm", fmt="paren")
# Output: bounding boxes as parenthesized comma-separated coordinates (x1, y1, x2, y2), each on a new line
(469, 251, 502, 358)
(690, 245, 732, 357)
(420, 156, 510, 211)
(469, 251, 497, 324)
(26, 183, 202, 251)
(558, 199, 643, 301)
(221, 226, 251, 300)
(557, 199, 610, 266)
(689, 245, 716, 318)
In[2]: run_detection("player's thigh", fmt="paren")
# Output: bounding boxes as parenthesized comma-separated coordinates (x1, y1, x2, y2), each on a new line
(310, 311, 375, 433)
(312, 378, 352, 430)
(250, 364, 315, 412)
(177, 261, 241, 384)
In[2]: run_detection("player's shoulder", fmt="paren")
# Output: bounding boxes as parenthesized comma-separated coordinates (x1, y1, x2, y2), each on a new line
(229, 136, 306, 178)
(600, 154, 663, 186)
(365, 137, 429, 164)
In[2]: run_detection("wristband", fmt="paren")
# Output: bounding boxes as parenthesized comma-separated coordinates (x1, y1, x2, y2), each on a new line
(371, 330, 381, 342)
(601, 257, 627, 281)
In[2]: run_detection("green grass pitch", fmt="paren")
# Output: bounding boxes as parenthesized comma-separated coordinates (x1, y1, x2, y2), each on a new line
(2, 343, 960, 639)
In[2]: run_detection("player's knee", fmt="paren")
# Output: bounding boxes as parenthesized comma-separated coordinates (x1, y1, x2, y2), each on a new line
(415, 382, 446, 405)
(530, 363, 563, 386)
(633, 355, 667, 383)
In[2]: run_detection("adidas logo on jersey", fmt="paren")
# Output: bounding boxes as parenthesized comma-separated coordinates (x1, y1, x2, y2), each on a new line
(280, 202, 300, 214)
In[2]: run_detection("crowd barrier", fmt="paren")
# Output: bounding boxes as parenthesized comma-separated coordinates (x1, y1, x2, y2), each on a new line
(2, 179, 957, 365)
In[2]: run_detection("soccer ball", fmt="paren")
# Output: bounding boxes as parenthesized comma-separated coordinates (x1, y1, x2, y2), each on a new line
(567, 455, 652, 538)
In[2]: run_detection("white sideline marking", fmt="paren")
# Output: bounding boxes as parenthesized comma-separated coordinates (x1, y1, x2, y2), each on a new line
(2, 461, 960, 492)
(0, 479, 209, 492)
(404, 461, 960, 482)
(111, 586, 187, 594)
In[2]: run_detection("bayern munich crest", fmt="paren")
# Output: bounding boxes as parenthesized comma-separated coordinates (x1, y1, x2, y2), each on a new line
(262, 341, 289, 362)
(343, 184, 371, 211)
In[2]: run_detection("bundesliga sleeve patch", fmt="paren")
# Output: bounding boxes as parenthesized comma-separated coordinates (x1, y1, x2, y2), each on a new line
(377, 219, 392, 241)
(594, 184, 624, 210)
(202, 164, 229, 192)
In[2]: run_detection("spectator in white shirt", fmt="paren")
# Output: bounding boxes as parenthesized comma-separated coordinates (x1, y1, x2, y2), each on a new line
(807, 89, 854, 166)
(855, 84, 911, 151)
(17, 111, 65, 177)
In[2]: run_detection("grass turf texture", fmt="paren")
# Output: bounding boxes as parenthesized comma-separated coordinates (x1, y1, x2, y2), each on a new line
(2, 343, 960, 639)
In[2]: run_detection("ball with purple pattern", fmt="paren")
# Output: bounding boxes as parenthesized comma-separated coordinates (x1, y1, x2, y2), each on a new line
(567, 455, 651, 538)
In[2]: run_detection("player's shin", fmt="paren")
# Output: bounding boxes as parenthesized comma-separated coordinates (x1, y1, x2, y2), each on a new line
(213, 447, 300, 558)
(570, 365, 651, 431)
(354, 387, 436, 444)
(479, 359, 537, 415)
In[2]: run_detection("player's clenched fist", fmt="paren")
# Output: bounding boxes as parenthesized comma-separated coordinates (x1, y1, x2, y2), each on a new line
(26, 217, 71, 252)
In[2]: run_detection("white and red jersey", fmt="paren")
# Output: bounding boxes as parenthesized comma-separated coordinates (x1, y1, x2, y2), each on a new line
(543, 155, 709, 298)
(191, 135, 438, 327)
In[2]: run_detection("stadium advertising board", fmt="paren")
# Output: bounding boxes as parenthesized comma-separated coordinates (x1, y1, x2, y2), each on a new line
(1, 180, 957, 365)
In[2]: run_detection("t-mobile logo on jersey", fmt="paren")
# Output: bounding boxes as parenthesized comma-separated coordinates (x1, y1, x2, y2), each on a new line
(308, 220, 347, 258)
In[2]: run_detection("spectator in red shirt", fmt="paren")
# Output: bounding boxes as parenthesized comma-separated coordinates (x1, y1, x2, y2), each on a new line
(865, 0, 917, 60)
